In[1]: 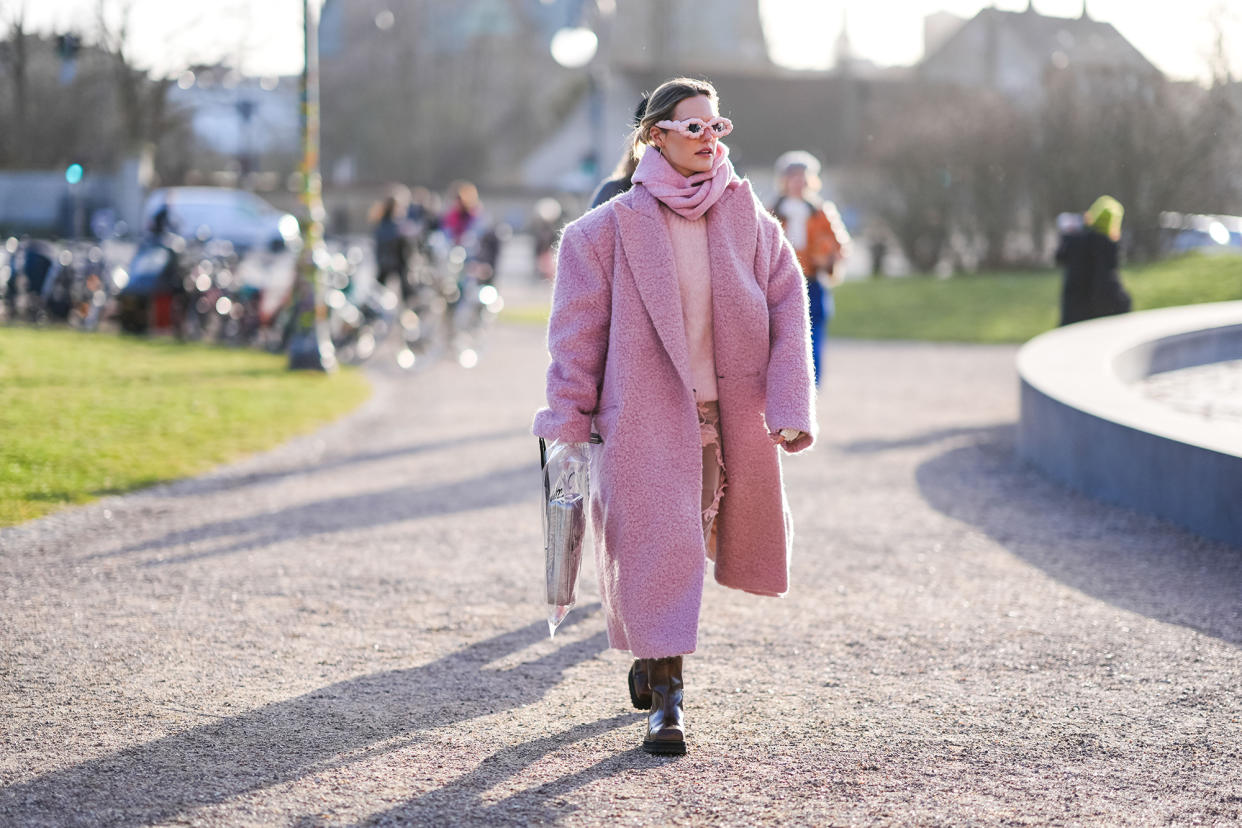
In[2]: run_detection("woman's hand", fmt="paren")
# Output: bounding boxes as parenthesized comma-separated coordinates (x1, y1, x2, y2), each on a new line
(770, 427, 812, 453)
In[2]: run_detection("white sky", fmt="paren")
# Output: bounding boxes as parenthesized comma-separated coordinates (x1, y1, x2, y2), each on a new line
(761, 0, 1242, 81)
(11, 0, 1241, 83)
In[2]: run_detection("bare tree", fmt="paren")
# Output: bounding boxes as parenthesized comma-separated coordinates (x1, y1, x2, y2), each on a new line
(954, 93, 1034, 268)
(858, 85, 987, 273)
(1036, 70, 1241, 261)
(1204, 1, 1239, 86)
(0, 25, 122, 170)
(0, 0, 188, 182)
(94, 0, 174, 152)
(857, 64, 1242, 272)
(0, 1, 30, 165)
(320, 0, 579, 188)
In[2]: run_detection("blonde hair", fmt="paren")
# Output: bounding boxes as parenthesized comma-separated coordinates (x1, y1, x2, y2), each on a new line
(622, 77, 719, 168)
(449, 180, 479, 212)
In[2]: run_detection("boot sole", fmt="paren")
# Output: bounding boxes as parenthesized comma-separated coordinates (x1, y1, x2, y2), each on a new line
(642, 737, 686, 755)
(628, 662, 652, 710)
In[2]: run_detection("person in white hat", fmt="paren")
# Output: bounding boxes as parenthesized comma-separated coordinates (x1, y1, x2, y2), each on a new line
(770, 151, 850, 385)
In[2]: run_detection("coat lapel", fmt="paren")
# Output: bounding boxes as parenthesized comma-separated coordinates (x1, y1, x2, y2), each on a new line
(706, 181, 759, 377)
(615, 188, 694, 394)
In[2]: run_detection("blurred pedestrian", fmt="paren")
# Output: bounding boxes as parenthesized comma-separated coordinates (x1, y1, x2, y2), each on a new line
(145, 205, 187, 333)
(1056, 195, 1131, 326)
(406, 185, 440, 235)
(473, 223, 506, 285)
(530, 198, 564, 282)
(769, 151, 850, 385)
(371, 190, 411, 303)
(441, 181, 503, 284)
(442, 181, 483, 247)
(405, 186, 430, 226)
(589, 96, 650, 209)
(533, 77, 816, 756)
(148, 204, 176, 238)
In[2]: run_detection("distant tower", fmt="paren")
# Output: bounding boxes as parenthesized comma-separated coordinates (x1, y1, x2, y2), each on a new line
(1081, 0, 1090, 19)
(834, 7, 853, 71)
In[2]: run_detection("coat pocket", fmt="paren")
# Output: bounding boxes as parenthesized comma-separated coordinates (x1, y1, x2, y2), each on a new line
(591, 404, 620, 444)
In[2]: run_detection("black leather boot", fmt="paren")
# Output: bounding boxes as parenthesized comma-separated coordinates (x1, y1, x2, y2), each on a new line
(642, 656, 685, 755)
(628, 659, 652, 709)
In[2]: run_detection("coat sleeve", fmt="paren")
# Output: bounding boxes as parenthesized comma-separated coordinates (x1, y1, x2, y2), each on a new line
(761, 217, 817, 453)
(532, 222, 612, 443)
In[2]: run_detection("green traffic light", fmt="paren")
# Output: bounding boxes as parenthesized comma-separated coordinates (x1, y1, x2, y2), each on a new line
(65, 163, 83, 184)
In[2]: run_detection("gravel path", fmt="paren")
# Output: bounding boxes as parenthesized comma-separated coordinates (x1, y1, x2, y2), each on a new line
(2, 319, 1240, 827)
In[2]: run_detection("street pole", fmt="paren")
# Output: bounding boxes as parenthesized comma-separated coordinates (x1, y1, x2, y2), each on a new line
(288, 0, 336, 372)
(587, 66, 602, 183)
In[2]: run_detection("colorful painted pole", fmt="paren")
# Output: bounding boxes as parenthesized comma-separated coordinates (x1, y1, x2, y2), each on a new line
(288, 0, 336, 372)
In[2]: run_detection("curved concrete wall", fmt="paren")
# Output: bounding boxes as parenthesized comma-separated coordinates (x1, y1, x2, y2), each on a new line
(1017, 302, 1242, 547)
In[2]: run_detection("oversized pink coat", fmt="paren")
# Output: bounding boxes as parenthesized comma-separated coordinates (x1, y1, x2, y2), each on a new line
(533, 178, 817, 658)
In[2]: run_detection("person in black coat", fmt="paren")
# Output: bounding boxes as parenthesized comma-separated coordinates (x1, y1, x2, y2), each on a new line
(1056, 195, 1132, 326)
(588, 96, 650, 210)
(372, 194, 412, 303)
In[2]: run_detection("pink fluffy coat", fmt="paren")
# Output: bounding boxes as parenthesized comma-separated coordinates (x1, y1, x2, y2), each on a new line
(532, 177, 816, 658)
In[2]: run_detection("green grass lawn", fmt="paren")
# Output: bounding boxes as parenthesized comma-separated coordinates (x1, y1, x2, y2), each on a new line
(831, 251, 1242, 344)
(502, 251, 1242, 345)
(0, 329, 371, 527)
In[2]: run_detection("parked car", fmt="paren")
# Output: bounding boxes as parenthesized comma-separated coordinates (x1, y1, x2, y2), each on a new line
(141, 187, 300, 254)
(1159, 211, 1242, 253)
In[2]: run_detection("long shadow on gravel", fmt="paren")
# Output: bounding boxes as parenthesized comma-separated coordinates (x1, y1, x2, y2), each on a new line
(0, 612, 610, 827)
(85, 460, 536, 566)
(916, 425, 1242, 646)
(356, 717, 647, 826)
(155, 427, 531, 500)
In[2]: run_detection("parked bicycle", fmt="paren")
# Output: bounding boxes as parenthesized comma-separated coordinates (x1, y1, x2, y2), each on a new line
(324, 245, 400, 364)
(2, 237, 122, 329)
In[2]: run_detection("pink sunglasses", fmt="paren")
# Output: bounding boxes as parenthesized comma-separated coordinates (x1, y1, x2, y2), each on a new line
(655, 116, 733, 139)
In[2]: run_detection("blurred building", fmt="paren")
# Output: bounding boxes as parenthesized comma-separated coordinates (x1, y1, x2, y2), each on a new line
(167, 65, 300, 189)
(317, 0, 586, 189)
(303, 0, 1171, 205)
(917, 3, 1163, 106)
(531, 0, 1162, 196)
(609, 0, 771, 75)
(521, 0, 905, 197)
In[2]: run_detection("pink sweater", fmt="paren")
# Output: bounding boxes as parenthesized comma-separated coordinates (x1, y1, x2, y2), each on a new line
(661, 206, 718, 402)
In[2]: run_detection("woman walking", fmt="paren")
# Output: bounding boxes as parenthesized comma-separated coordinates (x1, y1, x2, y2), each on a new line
(533, 78, 816, 755)
(770, 151, 850, 386)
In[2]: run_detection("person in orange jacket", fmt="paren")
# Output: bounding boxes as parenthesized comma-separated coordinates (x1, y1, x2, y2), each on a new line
(770, 151, 850, 385)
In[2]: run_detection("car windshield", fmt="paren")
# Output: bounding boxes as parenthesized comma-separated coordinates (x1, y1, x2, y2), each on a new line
(167, 198, 268, 233)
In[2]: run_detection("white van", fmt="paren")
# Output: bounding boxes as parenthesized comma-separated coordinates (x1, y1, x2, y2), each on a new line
(142, 187, 300, 253)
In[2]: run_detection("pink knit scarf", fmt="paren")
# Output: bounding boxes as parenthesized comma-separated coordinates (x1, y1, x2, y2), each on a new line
(632, 142, 738, 221)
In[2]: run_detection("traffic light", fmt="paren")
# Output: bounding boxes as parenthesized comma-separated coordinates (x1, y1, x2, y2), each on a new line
(65, 163, 83, 185)
(56, 34, 81, 84)
(56, 34, 81, 60)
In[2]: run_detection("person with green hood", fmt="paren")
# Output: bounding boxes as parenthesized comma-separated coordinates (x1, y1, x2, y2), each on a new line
(1055, 195, 1132, 326)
